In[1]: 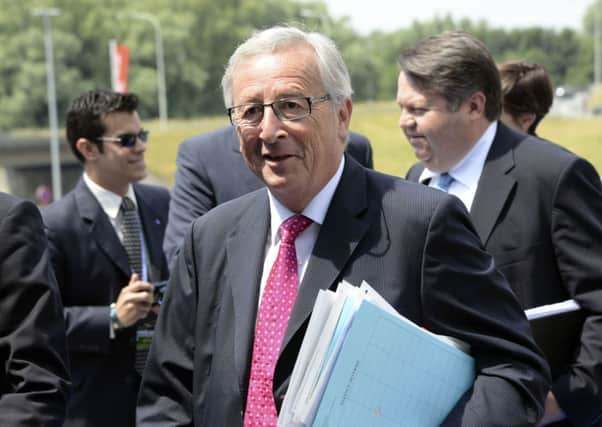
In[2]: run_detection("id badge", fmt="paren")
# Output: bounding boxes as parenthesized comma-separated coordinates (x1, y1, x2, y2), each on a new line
(136, 312, 157, 351)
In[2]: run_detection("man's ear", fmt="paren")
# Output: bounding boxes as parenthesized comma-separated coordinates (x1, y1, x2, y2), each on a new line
(466, 92, 486, 118)
(75, 138, 99, 161)
(336, 98, 353, 143)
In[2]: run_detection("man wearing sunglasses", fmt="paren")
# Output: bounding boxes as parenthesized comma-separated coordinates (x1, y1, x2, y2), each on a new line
(42, 89, 170, 427)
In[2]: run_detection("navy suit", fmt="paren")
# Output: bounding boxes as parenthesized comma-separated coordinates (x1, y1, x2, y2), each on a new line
(139, 155, 550, 426)
(407, 122, 602, 426)
(163, 125, 373, 265)
(0, 193, 70, 426)
(42, 179, 170, 427)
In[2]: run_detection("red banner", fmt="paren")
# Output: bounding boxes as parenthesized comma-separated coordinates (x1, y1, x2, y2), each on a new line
(110, 40, 129, 93)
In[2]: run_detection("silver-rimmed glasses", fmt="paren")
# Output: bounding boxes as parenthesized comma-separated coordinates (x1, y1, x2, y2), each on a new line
(227, 94, 331, 127)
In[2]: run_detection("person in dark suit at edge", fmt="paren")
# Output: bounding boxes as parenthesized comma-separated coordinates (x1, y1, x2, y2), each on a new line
(42, 89, 170, 426)
(0, 192, 70, 426)
(404, 32, 602, 426)
(163, 124, 373, 267)
(138, 25, 550, 426)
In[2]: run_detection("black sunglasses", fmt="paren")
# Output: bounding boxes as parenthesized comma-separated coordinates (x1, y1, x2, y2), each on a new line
(96, 129, 149, 148)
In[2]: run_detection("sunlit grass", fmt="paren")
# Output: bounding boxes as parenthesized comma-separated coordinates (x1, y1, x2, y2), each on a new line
(538, 115, 602, 170)
(144, 116, 229, 183)
(588, 84, 602, 110)
(141, 101, 602, 185)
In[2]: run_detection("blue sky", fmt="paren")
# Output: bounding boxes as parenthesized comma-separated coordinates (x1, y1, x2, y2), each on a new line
(322, 0, 595, 34)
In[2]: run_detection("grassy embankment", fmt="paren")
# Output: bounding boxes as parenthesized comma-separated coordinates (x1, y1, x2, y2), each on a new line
(145, 101, 602, 185)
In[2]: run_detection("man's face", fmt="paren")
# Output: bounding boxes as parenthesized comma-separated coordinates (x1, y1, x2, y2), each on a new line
(396, 71, 473, 173)
(231, 45, 350, 212)
(93, 111, 147, 193)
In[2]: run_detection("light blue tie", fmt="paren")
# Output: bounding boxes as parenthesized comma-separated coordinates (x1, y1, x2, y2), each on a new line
(437, 173, 454, 192)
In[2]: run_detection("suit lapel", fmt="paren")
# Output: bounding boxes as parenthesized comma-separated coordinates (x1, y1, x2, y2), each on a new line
(135, 186, 165, 281)
(406, 163, 425, 182)
(277, 158, 371, 375)
(470, 124, 517, 245)
(228, 191, 270, 393)
(229, 126, 241, 154)
(74, 179, 131, 277)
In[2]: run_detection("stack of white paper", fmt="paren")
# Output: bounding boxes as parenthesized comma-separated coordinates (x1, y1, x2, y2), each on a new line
(525, 299, 580, 320)
(278, 281, 475, 427)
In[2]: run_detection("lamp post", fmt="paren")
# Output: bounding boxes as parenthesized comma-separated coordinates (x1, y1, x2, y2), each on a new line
(33, 7, 62, 200)
(126, 12, 168, 129)
(595, 0, 601, 85)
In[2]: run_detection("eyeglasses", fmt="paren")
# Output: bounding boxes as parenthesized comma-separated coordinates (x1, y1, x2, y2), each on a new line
(97, 129, 149, 147)
(227, 94, 331, 127)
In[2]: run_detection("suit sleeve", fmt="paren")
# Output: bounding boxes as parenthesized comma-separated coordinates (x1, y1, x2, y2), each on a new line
(346, 131, 374, 169)
(164, 137, 215, 268)
(420, 195, 550, 426)
(44, 224, 113, 354)
(364, 139, 373, 169)
(0, 199, 70, 426)
(138, 224, 198, 426)
(549, 158, 602, 426)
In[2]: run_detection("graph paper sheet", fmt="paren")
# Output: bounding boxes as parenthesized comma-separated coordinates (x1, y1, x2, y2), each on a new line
(311, 301, 475, 427)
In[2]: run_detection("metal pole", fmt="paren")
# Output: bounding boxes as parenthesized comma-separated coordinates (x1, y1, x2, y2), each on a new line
(595, 0, 602, 85)
(34, 8, 62, 200)
(127, 13, 168, 129)
(153, 20, 168, 130)
(109, 39, 117, 90)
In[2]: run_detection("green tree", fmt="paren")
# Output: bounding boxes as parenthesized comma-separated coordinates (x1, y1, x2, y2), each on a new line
(0, 0, 596, 130)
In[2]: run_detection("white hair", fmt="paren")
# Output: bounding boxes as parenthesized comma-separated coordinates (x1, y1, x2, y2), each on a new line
(221, 25, 353, 108)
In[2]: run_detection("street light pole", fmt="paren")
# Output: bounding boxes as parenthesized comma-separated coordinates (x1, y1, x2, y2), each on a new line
(595, 0, 602, 85)
(128, 12, 168, 129)
(33, 8, 62, 200)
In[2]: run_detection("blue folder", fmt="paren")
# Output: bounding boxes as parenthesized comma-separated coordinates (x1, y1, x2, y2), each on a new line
(311, 301, 475, 427)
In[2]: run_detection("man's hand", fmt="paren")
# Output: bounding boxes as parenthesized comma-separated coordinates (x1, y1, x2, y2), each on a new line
(114, 273, 154, 327)
(536, 391, 566, 426)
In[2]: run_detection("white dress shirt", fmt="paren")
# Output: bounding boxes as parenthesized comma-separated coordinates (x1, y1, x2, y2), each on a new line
(419, 121, 497, 211)
(258, 156, 345, 306)
(83, 173, 150, 337)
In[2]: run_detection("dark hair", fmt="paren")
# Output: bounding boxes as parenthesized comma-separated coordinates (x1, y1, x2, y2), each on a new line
(65, 89, 139, 162)
(499, 60, 553, 135)
(398, 31, 502, 121)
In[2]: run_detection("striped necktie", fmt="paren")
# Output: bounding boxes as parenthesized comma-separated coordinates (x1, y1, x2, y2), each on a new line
(119, 196, 142, 274)
(120, 196, 152, 376)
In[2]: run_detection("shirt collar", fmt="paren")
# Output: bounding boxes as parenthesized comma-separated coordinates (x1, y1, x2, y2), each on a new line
(83, 172, 137, 220)
(419, 121, 497, 189)
(267, 156, 345, 245)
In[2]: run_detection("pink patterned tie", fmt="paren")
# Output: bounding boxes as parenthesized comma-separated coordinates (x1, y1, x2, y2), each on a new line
(244, 215, 313, 426)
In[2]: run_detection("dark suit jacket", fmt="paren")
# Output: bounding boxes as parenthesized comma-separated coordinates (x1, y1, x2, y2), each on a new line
(139, 155, 550, 426)
(42, 179, 170, 427)
(163, 125, 373, 265)
(407, 122, 602, 427)
(0, 193, 70, 426)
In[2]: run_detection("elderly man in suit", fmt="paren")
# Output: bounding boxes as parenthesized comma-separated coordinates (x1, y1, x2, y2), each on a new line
(404, 32, 602, 426)
(42, 89, 170, 426)
(163, 125, 373, 266)
(137, 26, 550, 426)
(0, 192, 70, 426)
